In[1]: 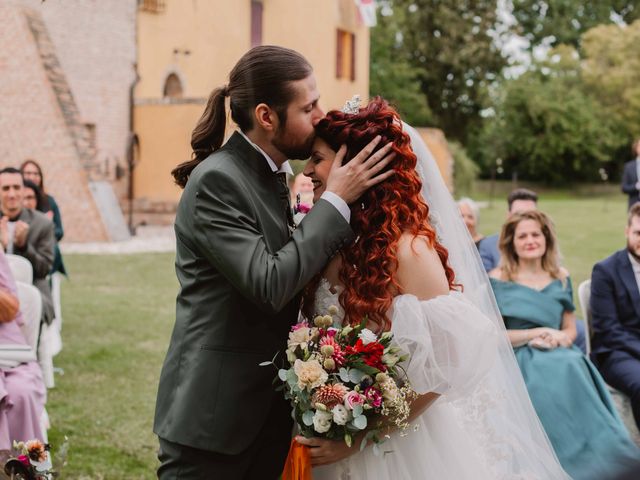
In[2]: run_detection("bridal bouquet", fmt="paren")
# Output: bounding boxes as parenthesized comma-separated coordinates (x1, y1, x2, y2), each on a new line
(273, 306, 416, 452)
(3, 438, 68, 480)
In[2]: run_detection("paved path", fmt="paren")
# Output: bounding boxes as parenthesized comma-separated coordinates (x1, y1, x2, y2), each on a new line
(60, 226, 175, 254)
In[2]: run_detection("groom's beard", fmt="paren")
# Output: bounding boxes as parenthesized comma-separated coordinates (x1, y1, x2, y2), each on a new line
(273, 129, 315, 160)
(628, 240, 640, 262)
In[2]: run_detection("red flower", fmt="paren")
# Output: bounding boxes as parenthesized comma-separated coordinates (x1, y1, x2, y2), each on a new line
(364, 386, 383, 408)
(17, 454, 30, 467)
(346, 339, 386, 371)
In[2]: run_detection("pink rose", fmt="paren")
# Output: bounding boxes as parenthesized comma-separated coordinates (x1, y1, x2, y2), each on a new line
(291, 322, 309, 332)
(364, 386, 383, 408)
(344, 390, 366, 410)
(296, 203, 311, 214)
(17, 454, 30, 467)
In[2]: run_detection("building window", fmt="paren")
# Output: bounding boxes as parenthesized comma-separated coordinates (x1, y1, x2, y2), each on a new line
(163, 73, 183, 98)
(251, 1, 263, 47)
(336, 29, 356, 81)
(138, 0, 166, 13)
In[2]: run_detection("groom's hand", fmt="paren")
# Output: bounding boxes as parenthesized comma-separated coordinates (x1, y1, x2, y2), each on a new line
(325, 136, 396, 204)
(295, 435, 357, 466)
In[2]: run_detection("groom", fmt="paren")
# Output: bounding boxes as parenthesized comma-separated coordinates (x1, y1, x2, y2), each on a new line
(154, 46, 394, 479)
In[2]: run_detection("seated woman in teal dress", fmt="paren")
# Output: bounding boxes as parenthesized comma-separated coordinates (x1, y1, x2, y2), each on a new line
(489, 210, 639, 480)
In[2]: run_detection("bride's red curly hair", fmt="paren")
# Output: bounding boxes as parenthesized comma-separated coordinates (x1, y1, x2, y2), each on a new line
(303, 97, 457, 332)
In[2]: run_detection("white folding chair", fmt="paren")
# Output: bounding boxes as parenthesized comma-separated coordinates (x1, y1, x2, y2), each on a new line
(16, 281, 42, 352)
(38, 323, 58, 387)
(579, 279, 640, 445)
(15, 281, 50, 438)
(15, 281, 55, 388)
(577, 280, 592, 355)
(50, 272, 63, 328)
(48, 272, 63, 357)
(6, 254, 33, 284)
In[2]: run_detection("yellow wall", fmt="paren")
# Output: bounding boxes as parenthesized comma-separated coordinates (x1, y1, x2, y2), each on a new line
(134, 0, 370, 206)
(133, 103, 202, 200)
(261, 0, 369, 113)
(136, 0, 250, 98)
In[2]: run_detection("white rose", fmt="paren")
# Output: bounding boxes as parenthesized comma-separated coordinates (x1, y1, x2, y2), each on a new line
(289, 327, 312, 349)
(313, 409, 333, 433)
(358, 328, 378, 345)
(294, 359, 329, 391)
(332, 404, 351, 425)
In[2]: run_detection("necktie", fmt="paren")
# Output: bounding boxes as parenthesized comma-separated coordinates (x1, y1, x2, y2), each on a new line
(277, 172, 296, 233)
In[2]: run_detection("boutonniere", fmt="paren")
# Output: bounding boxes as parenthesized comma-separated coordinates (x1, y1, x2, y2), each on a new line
(293, 194, 312, 226)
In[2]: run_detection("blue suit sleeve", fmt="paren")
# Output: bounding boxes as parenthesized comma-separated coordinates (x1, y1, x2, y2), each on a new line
(478, 236, 499, 272)
(591, 263, 640, 359)
(621, 163, 638, 195)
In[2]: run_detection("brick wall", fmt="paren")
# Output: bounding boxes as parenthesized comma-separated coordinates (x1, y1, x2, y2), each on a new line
(34, 0, 136, 195)
(0, 3, 110, 241)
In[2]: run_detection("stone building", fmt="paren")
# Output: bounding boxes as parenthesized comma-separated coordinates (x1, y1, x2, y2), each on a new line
(132, 0, 371, 225)
(1, 0, 452, 240)
(0, 0, 136, 242)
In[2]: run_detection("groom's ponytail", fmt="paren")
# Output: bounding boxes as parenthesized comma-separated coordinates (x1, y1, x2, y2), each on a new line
(172, 86, 228, 188)
(172, 45, 313, 188)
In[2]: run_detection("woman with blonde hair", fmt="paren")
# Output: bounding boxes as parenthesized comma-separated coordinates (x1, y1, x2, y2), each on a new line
(457, 197, 484, 247)
(489, 210, 639, 479)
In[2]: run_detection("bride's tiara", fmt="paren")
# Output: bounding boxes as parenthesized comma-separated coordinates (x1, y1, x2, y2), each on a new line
(341, 94, 361, 115)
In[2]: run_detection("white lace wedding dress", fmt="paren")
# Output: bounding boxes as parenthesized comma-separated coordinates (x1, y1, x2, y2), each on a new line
(312, 279, 562, 480)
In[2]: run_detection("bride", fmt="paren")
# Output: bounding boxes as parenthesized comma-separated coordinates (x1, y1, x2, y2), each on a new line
(294, 97, 570, 479)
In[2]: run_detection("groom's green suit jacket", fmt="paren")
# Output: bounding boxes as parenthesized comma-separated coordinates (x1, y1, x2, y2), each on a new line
(154, 133, 353, 454)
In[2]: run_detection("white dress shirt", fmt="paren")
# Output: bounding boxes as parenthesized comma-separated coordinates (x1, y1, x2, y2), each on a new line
(238, 131, 351, 222)
(628, 252, 640, 296)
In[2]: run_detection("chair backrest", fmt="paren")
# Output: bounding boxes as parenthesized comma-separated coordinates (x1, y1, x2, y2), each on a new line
(577, 279, 592, 355)
(16, 281, 42, 351)
(6, 254, 33, 284)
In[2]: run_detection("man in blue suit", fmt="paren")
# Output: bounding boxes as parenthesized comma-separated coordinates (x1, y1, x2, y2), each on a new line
(621, 139, 640, 211)
(591, 202, 640, 430)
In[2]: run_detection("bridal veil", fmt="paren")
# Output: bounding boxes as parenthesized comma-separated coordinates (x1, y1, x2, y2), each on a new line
(404, 123, 569, 479)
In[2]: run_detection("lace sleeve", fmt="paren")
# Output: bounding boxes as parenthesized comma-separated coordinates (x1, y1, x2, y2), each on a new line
(390, 293, 498, 401)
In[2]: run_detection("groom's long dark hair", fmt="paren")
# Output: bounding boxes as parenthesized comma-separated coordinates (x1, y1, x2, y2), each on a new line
(171, 45, 313, 188)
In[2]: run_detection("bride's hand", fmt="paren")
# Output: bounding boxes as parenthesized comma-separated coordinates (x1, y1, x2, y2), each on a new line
(294, 435, 357, 466)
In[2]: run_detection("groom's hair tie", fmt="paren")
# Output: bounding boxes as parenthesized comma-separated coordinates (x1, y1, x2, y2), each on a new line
(221, 85, 230, 97)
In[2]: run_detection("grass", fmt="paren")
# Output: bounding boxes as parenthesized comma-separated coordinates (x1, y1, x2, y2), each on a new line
(46, 253, 177, 479)
(43, 191, 629, 477)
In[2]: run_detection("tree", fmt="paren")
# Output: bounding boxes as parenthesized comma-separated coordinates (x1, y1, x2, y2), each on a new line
(369, 7, 433, 126)
(581, 19, 640, 142)
(511, 0, 640, 50)
(371, 0, 506, 142)
(473, 45, 622, 182)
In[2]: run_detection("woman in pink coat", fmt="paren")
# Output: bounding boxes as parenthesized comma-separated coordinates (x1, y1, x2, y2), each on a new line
(0, 249, 46, 453)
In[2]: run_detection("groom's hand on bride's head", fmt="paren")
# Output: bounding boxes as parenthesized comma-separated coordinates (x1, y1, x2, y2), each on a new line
(325, 136, 396, 204)
(295, 435, 357, 466)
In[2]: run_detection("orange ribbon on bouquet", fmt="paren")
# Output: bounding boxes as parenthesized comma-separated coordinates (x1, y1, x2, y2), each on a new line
(281, 438, 312, 480)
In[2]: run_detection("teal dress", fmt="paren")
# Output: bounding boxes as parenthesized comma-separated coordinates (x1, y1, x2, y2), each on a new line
(491, 277, 639, 479)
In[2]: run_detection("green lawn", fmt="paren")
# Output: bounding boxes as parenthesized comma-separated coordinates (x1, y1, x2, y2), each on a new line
(47, 253, 177, 479)
(44, 192, 629, 477)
